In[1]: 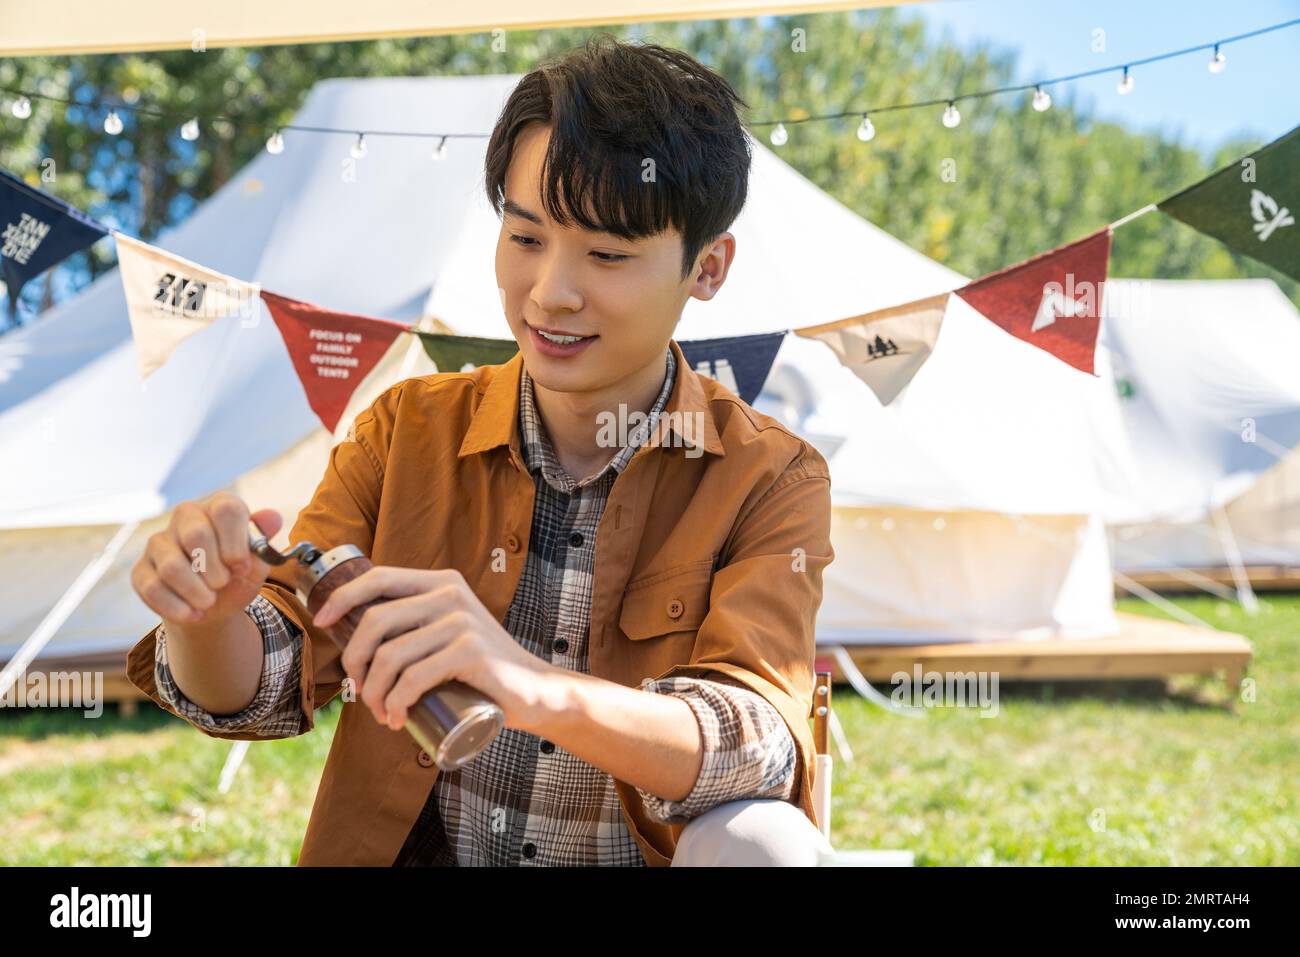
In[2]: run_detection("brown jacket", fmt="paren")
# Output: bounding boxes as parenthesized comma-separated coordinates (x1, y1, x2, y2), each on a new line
(126, 337, 835, 866)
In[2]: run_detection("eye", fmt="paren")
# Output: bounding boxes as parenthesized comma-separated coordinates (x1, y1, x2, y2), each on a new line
(508, 233, 539, 249)
(591, 251, 630, 263)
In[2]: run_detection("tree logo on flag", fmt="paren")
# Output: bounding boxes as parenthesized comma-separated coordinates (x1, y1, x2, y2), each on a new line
(152, 271, 209, 318)
(866, 334, 903, 360)
(1250, 189, 1294, 242)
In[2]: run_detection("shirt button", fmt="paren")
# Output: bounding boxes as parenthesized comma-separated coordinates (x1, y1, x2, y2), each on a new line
(553, 637, 568, 654)
(667, 598, 684, 620)
(417, 750, 435, 768)
(522, 843, 537, 859)
(568, 531, 584, 548)
(505, 533, 521, 552)
(540, 740, 555, 754)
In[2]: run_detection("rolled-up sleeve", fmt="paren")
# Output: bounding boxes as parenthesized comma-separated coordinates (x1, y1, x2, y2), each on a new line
(153, 595, 304, 738)
(634, 674, 798, 825)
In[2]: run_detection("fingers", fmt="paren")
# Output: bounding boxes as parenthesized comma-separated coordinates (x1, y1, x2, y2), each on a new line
(341, 592, 446, 691)
(174, 499, 231, 592)
(314, 567, 458, 628)
(354, 609, 473, 720)
(130, 493, 277, 626)
(382, 648, 466, 731)
(207, 492, 253, 578)
(131, 545, 199, 623)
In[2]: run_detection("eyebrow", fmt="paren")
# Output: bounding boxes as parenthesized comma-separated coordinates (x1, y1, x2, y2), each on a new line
(502, 198, 544, 227)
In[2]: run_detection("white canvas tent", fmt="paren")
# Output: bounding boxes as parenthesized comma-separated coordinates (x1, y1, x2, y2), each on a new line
(1088, 278, 1300, 592)
(1, 73, 1121, 684)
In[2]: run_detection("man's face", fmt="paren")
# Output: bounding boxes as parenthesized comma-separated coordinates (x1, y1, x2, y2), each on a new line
(494, 122, 707, 396)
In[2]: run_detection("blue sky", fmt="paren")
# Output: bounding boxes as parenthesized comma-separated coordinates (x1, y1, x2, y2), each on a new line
(905, 0, 1300, 157)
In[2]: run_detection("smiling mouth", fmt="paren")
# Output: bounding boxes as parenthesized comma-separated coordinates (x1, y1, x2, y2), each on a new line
(530, 326, 597, 345)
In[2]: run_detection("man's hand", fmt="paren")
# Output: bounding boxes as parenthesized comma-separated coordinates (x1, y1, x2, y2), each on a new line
(311, 567, 564, 733)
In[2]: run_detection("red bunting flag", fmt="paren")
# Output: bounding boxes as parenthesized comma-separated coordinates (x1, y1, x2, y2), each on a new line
(954, 228, 1112, 374)
(261, 290, 408, 432)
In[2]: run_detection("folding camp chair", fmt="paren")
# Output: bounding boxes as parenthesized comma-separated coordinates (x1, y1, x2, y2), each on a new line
(811, 670, 914, 866)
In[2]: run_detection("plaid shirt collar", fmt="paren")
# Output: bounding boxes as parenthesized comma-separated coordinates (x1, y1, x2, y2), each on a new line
(518, 345, 677, 493)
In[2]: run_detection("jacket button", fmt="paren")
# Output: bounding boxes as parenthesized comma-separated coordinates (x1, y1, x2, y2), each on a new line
(667, 599, 684, 620)
(505, 533, 521, 552)
(522, 843, 537, 859)
(553, 637, 568, 654)
(540, 740, 555, 754)
(417, 750, 435, 767)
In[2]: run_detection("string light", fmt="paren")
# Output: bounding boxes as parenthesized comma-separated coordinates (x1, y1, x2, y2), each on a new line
(180, 117, 200, 141)
(0, 16, 1292, 158)
(350, 133, 367, 159)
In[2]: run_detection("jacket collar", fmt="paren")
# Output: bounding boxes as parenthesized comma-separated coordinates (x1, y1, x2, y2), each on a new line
(458, 337, 724, 460)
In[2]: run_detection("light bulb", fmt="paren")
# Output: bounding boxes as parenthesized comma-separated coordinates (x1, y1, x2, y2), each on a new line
(1117, 68, 1134, 95)
(265, 130, 285, 155)
(769, 122, 788, 147)
(1209, 46, 1226, 74)
(856, 114, 876, 142)
(104, 109, 123, 135)
(180, 117, 200, 141)
(1032, 86, 1052, 112)
(942, 102, 961, 128)
(11, 96, 31, 119)
(432, 136, 448, 160)
(350, 133, 367, 159)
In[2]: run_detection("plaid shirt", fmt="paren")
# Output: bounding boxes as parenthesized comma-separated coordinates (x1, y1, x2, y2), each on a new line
(153, 345, 798, 865)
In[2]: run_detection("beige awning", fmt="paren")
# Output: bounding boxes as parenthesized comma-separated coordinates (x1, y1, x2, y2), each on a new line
(0, 0, 929, 58)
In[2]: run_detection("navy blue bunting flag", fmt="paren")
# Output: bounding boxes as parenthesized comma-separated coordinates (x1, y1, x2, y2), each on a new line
(1, 168, 109, 316)
(677, 332, 786, 405)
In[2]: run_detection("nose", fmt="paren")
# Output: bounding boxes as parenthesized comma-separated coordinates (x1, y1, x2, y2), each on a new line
(527, 249, 584, 316)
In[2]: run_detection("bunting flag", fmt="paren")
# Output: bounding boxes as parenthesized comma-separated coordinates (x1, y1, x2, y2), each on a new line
(115, 232, 261, 379)
(1, 168, 109, 315)
(795, 293, 949, 405)
(677, 332, 786, 405)
(954, 228, 1112, 374)
(414, 331, 520, 371)
(261, 291, 409, 432)
(1157, 124, 1299, 282)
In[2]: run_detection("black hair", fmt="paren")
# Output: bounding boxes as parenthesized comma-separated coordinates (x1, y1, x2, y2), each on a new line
(484, 33, 752, 281)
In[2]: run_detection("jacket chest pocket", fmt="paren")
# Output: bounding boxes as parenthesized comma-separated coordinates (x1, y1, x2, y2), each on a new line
(618, 558, 715, 644)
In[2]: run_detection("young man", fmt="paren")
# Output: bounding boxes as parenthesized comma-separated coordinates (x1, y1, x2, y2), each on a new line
(127, 35, 835, 866)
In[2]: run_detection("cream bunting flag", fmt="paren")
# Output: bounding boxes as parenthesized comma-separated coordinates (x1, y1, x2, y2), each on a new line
(114, 232, 261, 379)
(796, 292, 950, 405)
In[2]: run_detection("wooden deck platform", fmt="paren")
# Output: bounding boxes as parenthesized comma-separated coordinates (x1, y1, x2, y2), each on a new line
(1, 650, 150, 715)
(816, 612, 1252, 696)
(1117, 565, 1300, 594)
(8, 612, 1255, 715)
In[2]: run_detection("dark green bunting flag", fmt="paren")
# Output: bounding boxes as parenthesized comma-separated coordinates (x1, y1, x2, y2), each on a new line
(1157, 124, 1299, 282)
(414, 331, 520, 371)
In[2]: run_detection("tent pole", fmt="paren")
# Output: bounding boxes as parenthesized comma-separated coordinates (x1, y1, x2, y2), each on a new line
(0, 521, 141, 701)
(827, 707, 855, 764)
(828, 645, 927, 718)
(218, 740, 251, 793)
(1211, 505, 1260, 615)
(1113, 571, 1215, 629)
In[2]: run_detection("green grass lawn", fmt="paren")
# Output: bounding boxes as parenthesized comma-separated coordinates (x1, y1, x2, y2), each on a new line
(2, 593, 1296, 865)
